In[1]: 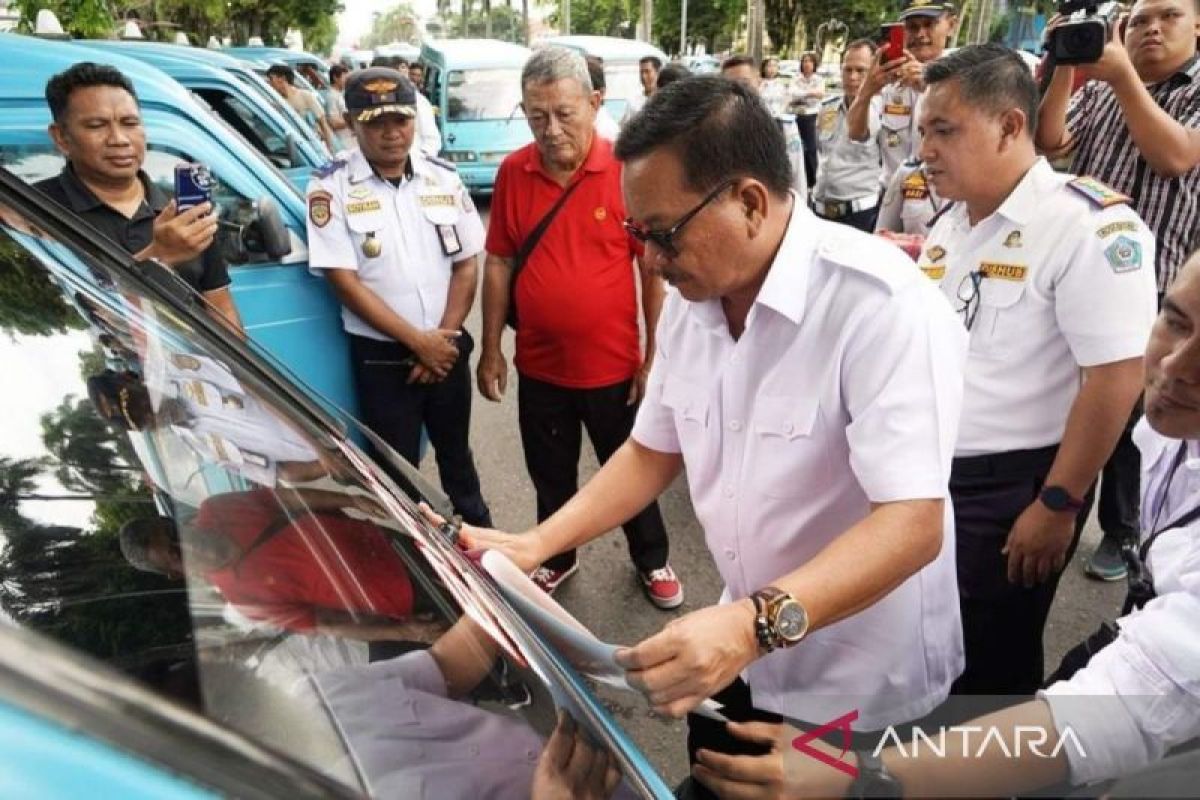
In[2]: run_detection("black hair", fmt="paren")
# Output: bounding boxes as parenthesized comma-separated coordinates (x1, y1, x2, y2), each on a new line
(585, 55, 606, 92)
(759, 56, 777, 78)
(45, 62, 138, 124)
(656, 62, 691, 90)
(119, 516, 177, 574)
(266, 63, 295, 85)
(408, 61, 424, 73)
(615, 75, 792, 197)
(843, 38, 879, 59)
(639, 55, 663, 70)
(721, 54, 757, 72)
(924, 43, 1038, 135)
(329, 63, 348, 82)
(800, 52, 818, 70)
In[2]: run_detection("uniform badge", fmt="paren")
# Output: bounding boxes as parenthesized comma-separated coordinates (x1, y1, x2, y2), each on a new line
(308, 190, 332, 228)
(170, 353, 202, 371)
(883, 103, 911, 116)
(1003, 231, 1023, 248)
(437, 225, 463, 257)
(1067, 176, 1132, 208)
(925, 245, 947, 263)
(1104, 236, 1142, 273)
(886, 131, 901, 148)
(979, 262, 1027, 281)
(346, 199, 383, 214)
(902, 171, 928, 200)
(919, 265, 946, 280)
(594, 207, 607, 222)
(348, 185, 372, 200)
(361, 232, 382, 258)
(818, 106, 838, 134)
(1096, 221, 1137, 239)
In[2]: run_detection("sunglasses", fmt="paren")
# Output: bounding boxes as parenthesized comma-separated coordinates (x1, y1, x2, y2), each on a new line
(623, 179, 737, 258)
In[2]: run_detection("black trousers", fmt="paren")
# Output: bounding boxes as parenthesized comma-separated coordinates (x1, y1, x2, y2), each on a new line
(795, 113, 819, 188)
(349, 331, 491, 527)
(813, 205, 879, 233)
(949, 445, 1093, 696)
(1097, 403, 1143, 544)
(517, 373, 669, 573)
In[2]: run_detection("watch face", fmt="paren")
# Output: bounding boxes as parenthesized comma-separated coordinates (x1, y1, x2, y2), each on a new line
(1042, 487, 1070, 510)
(776, 603, 808, 641)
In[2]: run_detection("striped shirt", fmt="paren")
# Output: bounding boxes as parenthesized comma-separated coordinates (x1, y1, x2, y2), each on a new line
(1065, 55, 1200, 293)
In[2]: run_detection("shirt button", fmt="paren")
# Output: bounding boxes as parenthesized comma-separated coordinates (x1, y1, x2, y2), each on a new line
(783, 422, 794, 434)
(723, 485, 735, 498)
(729, 420, 742, 432)
(725, 549, 737, 561)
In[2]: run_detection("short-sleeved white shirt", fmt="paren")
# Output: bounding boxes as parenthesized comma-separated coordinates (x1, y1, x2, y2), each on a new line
(921, 158, 1158, 456)
(877, 84, 922, 187)
(632, 201, 968, 730)
(875, 161, 946, 236)
(306, 148, 485, 340)
(813, 95, 883, 202)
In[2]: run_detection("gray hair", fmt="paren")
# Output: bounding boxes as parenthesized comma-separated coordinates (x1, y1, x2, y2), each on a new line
(522, 46, 592, 93)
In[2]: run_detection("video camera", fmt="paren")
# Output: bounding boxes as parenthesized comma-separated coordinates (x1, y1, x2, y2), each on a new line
(1047, 0, 1122, 64)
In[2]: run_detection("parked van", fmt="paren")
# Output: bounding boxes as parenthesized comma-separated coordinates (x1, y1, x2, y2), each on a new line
(542, 35, 668, 119)
(225, 46, 330, 90)
(75, 40, 330, 187)
(0, 33, 357, 418)
(418, 39, 533, 193)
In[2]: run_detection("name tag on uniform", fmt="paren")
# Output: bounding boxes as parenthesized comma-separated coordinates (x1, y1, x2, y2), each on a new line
(438, 224, 463, 256)
(884, 103, 911, 116)
(420, 194, 457, 208)
(346, 199, 383, 214)
(979, 262, 1027, 281)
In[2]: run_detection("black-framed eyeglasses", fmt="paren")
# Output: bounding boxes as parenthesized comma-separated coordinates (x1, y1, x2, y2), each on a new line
(623, 178, 737, 258)
(956, 270, 984, 331)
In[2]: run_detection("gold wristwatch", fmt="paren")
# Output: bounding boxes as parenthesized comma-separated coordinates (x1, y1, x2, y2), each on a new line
(750, 586, 810, 652)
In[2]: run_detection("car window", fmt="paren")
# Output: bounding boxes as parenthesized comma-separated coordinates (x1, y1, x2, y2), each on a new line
(0, 141, 307, 268)
(193, 88, 293, 169)
(0, 185, 660, 798)
(446, 68, 524, 121)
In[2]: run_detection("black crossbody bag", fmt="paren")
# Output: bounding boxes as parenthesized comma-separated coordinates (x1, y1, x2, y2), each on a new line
(506, 180, 583, 329)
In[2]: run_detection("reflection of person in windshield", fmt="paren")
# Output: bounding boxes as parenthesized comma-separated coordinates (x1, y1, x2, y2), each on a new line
(87, 359, 327, 487)
(119, 486, 442, 642)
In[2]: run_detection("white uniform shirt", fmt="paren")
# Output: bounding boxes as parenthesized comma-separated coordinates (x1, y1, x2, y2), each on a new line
(877, 83, 922, 188)
(875, 161, 945, 235)
(415, 92, 443, 157)
(1042, 420, 1200, 785)
(776, 113, 809, 197)
(632, 201, 967, 729)
(306, 148, 485, 340)
(923, 158, 1158, 456)
(813, 95, 883, 203)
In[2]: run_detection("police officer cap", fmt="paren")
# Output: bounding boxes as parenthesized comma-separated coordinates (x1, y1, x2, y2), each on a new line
(344, 67, 417, 122)
(899, 0, 956, 19)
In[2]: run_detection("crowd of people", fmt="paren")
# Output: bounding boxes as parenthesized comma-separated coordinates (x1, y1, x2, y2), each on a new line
(24, 0, 1200, 793)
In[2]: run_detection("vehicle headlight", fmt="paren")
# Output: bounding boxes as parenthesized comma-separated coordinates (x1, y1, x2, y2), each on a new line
(442, 150, 478, 163)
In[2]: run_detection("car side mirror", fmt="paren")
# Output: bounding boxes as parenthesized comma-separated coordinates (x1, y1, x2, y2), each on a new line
(219, 196, 292, 263)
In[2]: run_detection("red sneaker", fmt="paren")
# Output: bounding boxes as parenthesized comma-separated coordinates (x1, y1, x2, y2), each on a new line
(640, 565, 684, 609)
(530, 563, 579, 595)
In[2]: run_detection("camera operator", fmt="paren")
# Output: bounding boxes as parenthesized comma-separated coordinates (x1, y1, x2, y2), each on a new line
(1036, 0, 1200, 583)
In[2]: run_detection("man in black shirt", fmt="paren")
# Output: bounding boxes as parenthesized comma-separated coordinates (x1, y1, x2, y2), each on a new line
(35, 62, 241, 330)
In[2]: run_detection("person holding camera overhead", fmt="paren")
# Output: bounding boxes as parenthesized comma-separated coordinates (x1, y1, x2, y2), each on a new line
(1036, 0, 1200, 585)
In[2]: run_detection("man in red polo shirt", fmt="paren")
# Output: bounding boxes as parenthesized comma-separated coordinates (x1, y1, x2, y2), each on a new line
(477, 46, 681, 608)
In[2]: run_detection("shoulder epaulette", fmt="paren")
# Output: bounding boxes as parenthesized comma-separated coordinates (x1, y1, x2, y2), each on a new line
(311, 158, 348, 179)
(820, 95, 840, 106)
(426, 155, 458, 173)
(1067, 176, 1131, 208)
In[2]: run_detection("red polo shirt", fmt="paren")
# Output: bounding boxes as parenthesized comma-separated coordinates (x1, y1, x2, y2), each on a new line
(487, 136, 643, 388)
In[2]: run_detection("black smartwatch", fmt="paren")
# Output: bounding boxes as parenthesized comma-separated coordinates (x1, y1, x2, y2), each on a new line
(1040, 485, 1085, 513)
(845, 750, 902, 798)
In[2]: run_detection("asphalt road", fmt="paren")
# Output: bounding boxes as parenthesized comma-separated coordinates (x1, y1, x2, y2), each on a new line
(419, 198, 1128, 788)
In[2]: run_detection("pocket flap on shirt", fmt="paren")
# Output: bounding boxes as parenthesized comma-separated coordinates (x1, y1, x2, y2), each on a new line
(345, 208, 388, 234)
(754, 394, 819, 439)
(977, 270, 1028, 308)
(661, 374, 709, 425)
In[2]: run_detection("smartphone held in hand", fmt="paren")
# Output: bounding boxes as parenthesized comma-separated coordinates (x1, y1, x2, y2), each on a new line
(879, 23, 906, 61)
(174, 163, 215, 212)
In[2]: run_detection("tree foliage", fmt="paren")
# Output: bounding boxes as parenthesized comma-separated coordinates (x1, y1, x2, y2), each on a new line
(795, 0, 900, 55)
(364, 3, 421, 47)
(0, 240, 86, 339)
(41, 395, 141, 495)
(548, 0, 641, 38)
(442, 6, 526, 41)
(655, 0, 741, 55)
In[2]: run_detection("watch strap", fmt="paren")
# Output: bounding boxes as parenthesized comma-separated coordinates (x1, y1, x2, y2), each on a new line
(845, 749, 901, 798)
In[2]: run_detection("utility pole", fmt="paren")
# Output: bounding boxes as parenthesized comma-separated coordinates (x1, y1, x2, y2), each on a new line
(484, 0, 492, 37)
(680, 0, 687, 55)
(562, 0, 571, 34)
(522, 0, 530, 44)
(747, 0, 764, 63)
(642, 0, 652, 42)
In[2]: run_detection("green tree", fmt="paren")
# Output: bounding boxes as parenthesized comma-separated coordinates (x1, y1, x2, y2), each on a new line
(364, 3, 421, 47)
(655, 0, 741, 55)
(14, 0, 116, 37)
(443, 5, 526, 41)
(41, 395, 141, 496)
(797, 0, 900, 54)
(548, 0, 641, 37)
(764, 0, 804, 55)
(0, 240, 86, 338)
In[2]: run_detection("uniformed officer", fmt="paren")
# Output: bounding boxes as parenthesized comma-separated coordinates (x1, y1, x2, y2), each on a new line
(875, 158, 947, 236)
(918, 45, 1158, 696)
(721, 55, 809, 198)
(306, 68, 492, 527)
(811, 39, 885, 232)
(847, 0, 958, 188)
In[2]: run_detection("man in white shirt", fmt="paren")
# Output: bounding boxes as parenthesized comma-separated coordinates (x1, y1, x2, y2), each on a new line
(693, 246, 1200, 800)
(917, 45, 1157, 696)
(466, 74, 967, 793)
